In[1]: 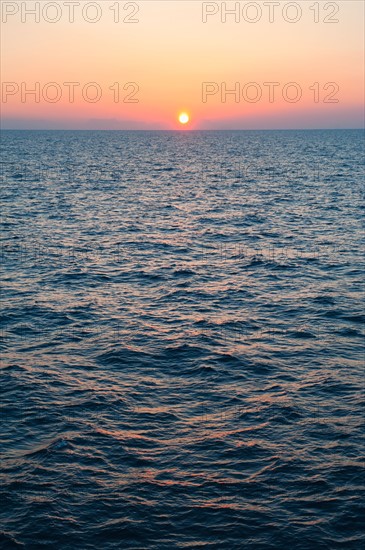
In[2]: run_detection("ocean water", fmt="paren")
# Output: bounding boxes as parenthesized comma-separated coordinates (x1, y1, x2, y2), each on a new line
(1, 129, 364, 549)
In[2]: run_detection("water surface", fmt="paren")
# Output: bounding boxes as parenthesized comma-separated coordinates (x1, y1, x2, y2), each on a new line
(1, 130, 364, 549)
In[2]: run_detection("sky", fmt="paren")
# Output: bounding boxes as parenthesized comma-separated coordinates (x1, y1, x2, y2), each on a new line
(1, 0, 364, 129)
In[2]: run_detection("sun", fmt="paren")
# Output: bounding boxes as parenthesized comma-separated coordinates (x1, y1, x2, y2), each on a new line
(178, 112, 189, 125)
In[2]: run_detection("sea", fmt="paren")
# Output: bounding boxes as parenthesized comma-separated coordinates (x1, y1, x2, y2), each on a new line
(1, 129, 364, 549)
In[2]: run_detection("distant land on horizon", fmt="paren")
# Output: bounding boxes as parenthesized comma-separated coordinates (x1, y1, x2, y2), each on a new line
(1, 114, 364, 132)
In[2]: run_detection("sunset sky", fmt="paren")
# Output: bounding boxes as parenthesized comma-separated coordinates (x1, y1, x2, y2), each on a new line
(1, 0, 364, 129)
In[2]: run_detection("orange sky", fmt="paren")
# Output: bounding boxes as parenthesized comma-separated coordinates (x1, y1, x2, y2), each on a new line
(1, 1, 364, 129)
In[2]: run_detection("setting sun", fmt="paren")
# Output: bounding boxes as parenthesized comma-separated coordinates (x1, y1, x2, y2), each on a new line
(178, 113, 189, 125)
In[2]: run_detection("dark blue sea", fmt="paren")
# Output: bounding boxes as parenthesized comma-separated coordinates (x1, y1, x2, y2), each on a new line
(1, 130, 364, 549)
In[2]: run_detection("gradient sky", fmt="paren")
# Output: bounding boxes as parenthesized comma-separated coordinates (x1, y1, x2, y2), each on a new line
(1, 0, 364, 129)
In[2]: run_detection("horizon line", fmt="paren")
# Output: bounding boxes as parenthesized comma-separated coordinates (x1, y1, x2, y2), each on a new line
(1, 127, 364, 132)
